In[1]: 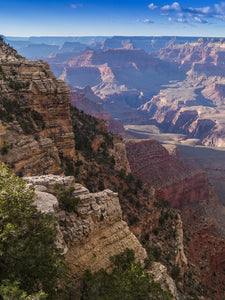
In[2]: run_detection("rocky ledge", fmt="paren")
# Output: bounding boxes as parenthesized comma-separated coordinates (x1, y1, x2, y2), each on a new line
(24, 175, 147, 277)
(24, 174, 180, 298)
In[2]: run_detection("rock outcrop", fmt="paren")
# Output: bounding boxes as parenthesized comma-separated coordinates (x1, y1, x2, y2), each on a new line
(25, 175, 147, 279)
(0, 37, 75, 175)
(110, 139, 131, 175)
(149, 263, 180, 299)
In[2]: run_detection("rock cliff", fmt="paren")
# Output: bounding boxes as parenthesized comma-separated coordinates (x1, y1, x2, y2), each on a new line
(0, 37, 75, 175)
(125, 138, 225, 299)
(141, 38, 225, 147)
(125, 139, 214, 208)
(24, 175, 147, 277)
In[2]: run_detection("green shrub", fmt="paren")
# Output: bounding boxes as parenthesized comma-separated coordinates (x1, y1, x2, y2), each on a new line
(0, 166, 67, 297)
(0, 143, 8, 155)
(136, 179, 143, 189)
(128, 215, 140, 226)
(54, 183, 79, 212)
(154, 199, 170, 209)
(81, 248, 172, 300)
(98, 179, 105, 191)
(171, 264, 181, 280)
(126, 173, 134, 183)
(0, 280, 47, 300)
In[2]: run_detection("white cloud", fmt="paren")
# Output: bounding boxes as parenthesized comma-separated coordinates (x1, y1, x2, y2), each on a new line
(177, 18, 186, 23)
(161, 2, 181, 11)
(186, 6, 212, 15)
(193, 16, 209, 23)
(150, 2, 223, 24)
(148, 3, 158, 10)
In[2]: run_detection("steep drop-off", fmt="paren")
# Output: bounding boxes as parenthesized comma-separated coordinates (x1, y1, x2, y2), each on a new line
(1, 37, 225, 299)
(0, 37, 75, 176)
(125, 139, 214, 208)
(125, 138, 225, 299)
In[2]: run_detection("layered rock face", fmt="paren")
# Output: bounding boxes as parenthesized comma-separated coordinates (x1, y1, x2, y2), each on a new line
(125, 139, 214, 208)
(24, 175, 147, 279)
(125, 138, 225, 299)
(47, 47, 184, 124)
(141, 38, 225, 147)
(0, 37, 75, 175)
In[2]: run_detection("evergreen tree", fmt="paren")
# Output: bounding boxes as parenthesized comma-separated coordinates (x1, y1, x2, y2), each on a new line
(0, 166, 67, 298)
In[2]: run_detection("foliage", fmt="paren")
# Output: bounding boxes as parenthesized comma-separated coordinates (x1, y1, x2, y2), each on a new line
(70, 105, 115, 168)
(153, 199, 170, 209)
(171, 264, 181, 280)
(0, 166, 67, 298)
(98, 179, 105, 191)
(118, 168, 126, 178)
(81, 248, 172, 300)
(136, 178, 143, 189)
(54, 183, 79, 212)
(0, 143, 8, 155)
(0, 280, 47, 300)
(0, 97, 45, 134)
(125, 173, 134, 184)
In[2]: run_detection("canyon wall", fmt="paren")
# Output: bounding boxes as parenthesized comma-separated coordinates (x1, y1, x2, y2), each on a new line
(125, 139, 214, 208)
(0, 37, 75, 175)
(24, 175, 147, 277)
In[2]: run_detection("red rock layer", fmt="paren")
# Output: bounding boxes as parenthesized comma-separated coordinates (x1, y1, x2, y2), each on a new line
(125, 139, 213, 208)
(181, 210, 225, 300)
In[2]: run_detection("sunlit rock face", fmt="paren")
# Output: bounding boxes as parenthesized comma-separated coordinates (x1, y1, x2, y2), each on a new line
(24, 175, 147, 279)
(0, 37, 75, 176)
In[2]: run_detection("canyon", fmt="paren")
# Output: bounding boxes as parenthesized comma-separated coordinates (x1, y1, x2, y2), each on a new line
(1, 36, 225, 298)
(11, 35, 225, 149)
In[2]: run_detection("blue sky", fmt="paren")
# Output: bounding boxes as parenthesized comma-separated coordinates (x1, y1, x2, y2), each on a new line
(1, 0, 225, 37)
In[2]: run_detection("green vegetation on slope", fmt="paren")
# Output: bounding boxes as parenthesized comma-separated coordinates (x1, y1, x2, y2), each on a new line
(81, 248, 172, 300)
(0, 165, 67, 299)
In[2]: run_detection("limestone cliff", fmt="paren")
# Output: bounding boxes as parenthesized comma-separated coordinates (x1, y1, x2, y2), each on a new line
(24, 174, 183, 299)
(24, 175, 147, 277)
(0, 37, 75, 175)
